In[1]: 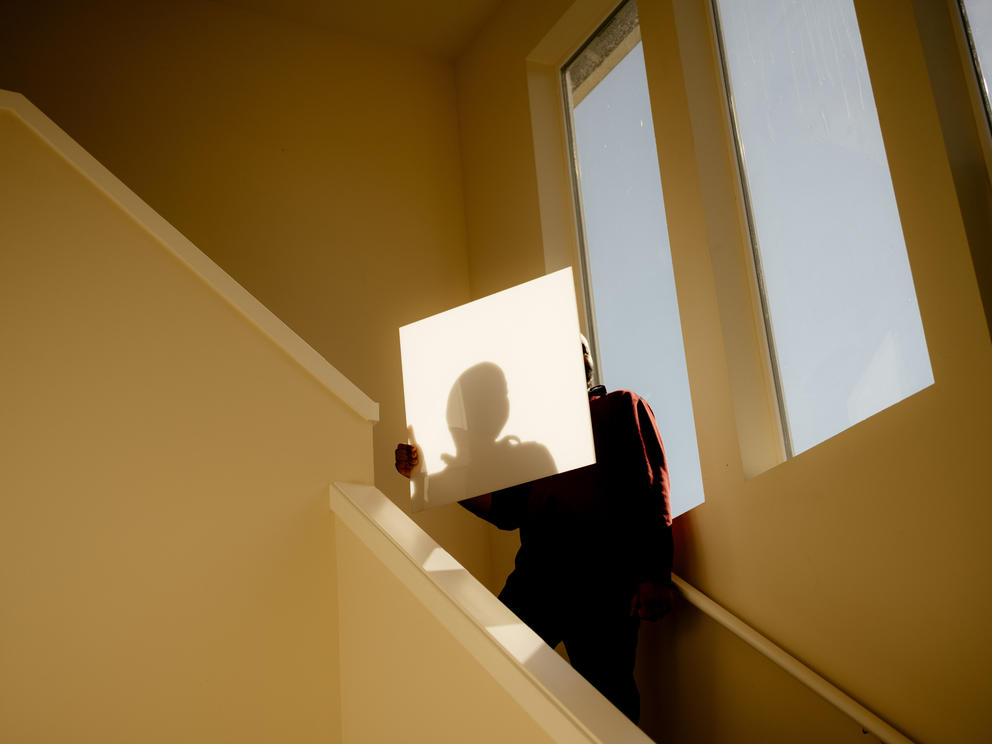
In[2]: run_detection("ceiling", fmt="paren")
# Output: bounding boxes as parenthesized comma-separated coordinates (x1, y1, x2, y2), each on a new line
(213, 0, 505, 60)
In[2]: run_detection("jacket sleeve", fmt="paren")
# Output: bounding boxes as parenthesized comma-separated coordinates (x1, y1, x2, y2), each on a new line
(626, 394, 674, 585)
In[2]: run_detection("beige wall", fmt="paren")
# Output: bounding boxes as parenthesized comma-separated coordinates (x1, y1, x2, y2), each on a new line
(0, 109, 370, 742)
(0, 0, 494, 586)
(456, 0, 574, 301)
(5, 0, 990, 739)
(636, 601, 882, 744)
(335, 522, 558, 744)
(911, 0, 992, 341)
(456, 0, 992, 743)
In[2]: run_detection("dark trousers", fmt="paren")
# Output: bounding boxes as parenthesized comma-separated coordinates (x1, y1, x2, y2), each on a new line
(498, 578, 641, 723)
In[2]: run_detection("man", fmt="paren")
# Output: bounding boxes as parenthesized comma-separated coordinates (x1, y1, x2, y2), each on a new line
(396, 337, 673, 722)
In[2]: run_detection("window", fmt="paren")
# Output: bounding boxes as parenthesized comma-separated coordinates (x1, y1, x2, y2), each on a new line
(960, 0, 992, 131)
(563, 0, 705, 517)
(712, 0, 934, 455)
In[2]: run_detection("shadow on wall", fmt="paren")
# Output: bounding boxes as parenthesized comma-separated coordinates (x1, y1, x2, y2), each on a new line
(635, 597, 886, 744)
(412, 362, 555, 510)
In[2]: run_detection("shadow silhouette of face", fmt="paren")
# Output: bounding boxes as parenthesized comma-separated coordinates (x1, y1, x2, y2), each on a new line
(446, 362, 510, 445)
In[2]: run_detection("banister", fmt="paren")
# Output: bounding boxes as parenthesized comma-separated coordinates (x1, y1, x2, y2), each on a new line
(331, 478, 915, 742)
(670, 574, 915, 744)
(330, 482, 654, 743)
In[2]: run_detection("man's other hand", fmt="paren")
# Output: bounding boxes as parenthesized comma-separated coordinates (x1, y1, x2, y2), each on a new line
(630, 582, 673, 621)
(395, 443, 419, 478)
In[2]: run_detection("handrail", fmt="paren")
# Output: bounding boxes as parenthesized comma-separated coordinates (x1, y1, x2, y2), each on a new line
(330, 482, 654, 743)
(330, 478, 912, 741)
(670, 574, 915, 744)
(0, 89, 378, 422)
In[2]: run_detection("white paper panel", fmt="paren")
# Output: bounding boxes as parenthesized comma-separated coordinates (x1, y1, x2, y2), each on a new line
(399, 268, 596, 511)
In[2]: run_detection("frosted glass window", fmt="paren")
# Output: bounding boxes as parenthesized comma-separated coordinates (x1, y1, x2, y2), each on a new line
(961, 0, 992, 127)
(564, 2, 704, 517)
(714, 0, 933, 454)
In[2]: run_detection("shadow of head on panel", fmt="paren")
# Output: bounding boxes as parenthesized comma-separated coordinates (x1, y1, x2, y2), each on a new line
(432, 362, 556, 501)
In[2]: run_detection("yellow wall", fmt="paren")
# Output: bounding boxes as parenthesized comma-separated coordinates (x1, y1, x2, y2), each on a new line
(911, 0, 992, 340)
(456, 0, 574, 300)
(0, 109, 369, 742)
(4, 0, 990, 740)
(335, 522, 557, 744)
(636, 602, 882, 744)
(456, 0, 992, 742)
(0, 0, 494, 587)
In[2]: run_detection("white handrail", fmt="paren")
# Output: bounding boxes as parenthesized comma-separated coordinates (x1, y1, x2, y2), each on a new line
(330, 478, 912, 741)
(670, 574, 915, 744)
(330, 482, 655, 744)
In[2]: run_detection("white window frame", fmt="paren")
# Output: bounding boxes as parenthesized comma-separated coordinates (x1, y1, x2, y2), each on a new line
(526, 0, 965, 479)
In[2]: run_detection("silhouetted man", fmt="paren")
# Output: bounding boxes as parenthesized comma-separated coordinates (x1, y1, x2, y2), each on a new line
(396, 338, 673, 722)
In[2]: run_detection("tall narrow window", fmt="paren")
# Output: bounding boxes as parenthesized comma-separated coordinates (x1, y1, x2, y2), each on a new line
(960, 0, 992, 130)
(564, 0, 704, 517)
(713, 0, 934, 455)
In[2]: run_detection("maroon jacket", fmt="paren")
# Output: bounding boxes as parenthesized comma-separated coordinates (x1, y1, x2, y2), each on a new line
(482, 386, 673, 597)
